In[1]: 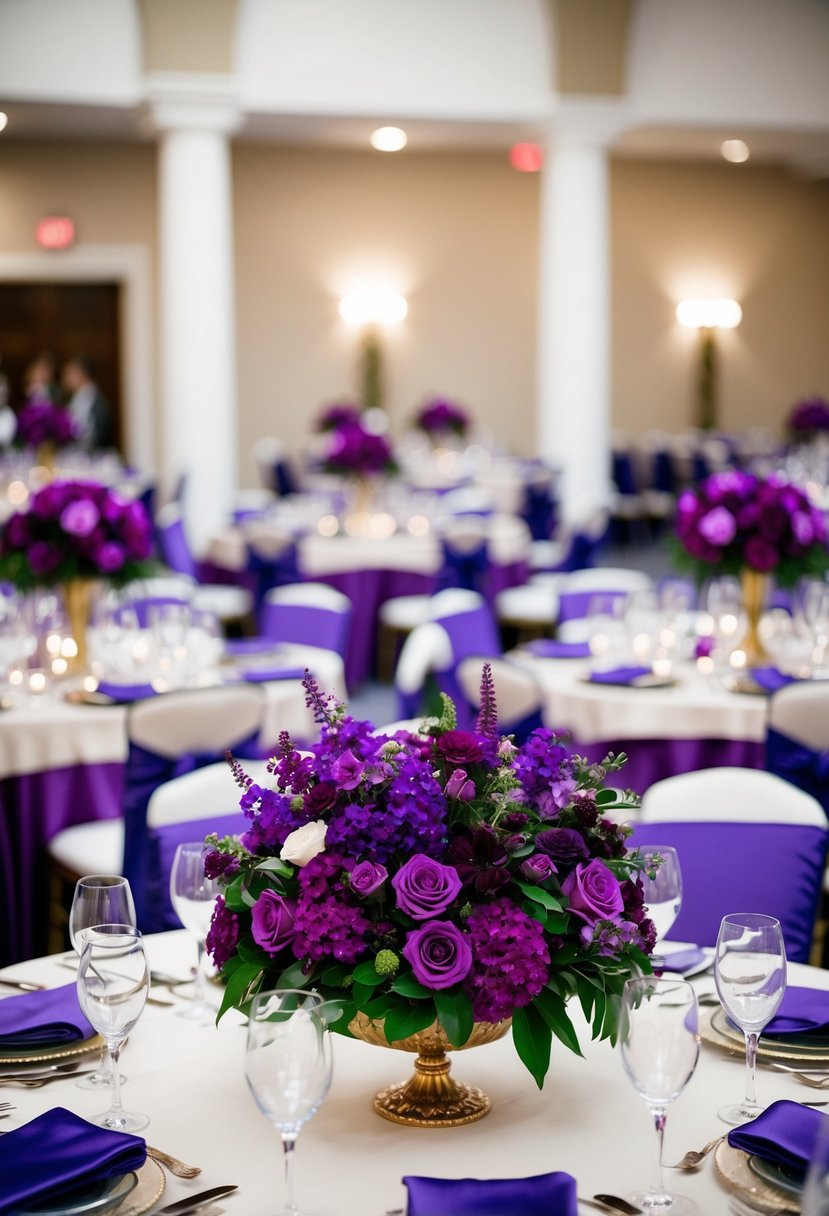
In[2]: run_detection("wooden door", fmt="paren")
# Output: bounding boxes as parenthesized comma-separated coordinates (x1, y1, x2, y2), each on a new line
(0, 282, 122, 450)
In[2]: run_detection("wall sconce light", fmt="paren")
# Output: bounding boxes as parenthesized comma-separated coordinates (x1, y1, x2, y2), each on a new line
(676, 298, 742, 430)
(339, 291, 408, 411)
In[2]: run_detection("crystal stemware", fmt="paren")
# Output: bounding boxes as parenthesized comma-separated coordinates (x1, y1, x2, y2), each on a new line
(76, 925, 150, 1132)
(69, 875, 136, 1090)
(637, 847, 683, 969)
(169, 842, 221, 1024)
(245, 990, 332, 1216)
(620, 975, 700, 1215)
(714, 912, 787, 1126)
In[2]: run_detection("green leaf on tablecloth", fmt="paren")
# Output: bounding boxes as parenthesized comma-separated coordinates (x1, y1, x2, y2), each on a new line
(512, 1005, 551, 1089)
(434, 988, 474, 1048)
(382, 1000, 437, 1043)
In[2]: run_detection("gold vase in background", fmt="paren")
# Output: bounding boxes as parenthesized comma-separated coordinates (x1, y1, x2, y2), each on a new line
(349, 1014, 510, 1128)
(63, 578, 94, 674)
(740, 568, 770, 667)
(36, 441, 56, 477)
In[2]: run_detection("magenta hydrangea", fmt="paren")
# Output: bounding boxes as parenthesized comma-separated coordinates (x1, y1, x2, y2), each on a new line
(291, 852, 372, 965)
(205, 896, 239, 970)
(463, 899, 550, 1022)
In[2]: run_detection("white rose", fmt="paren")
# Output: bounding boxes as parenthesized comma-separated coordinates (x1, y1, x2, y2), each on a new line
(280, 820, 328, 867)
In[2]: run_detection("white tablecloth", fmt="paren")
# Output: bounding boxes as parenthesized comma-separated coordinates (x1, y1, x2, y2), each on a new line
(1, 933, 825, 1215)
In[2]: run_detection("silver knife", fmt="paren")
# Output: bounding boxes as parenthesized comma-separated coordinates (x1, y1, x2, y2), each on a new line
(156, 1184, 239, 1214)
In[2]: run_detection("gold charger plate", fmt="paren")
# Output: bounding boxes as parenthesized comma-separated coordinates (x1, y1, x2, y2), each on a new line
(0, 1033, 104, 1067)
(701, 1005, 829, 1065)
(114, 1159, 165, 1216)
(713, 1139, 799, 1214)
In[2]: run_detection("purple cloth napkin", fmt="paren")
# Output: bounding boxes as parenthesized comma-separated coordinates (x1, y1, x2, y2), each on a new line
(95, 680, 157, 702)
(240, 665, 306, 683)
(659, 946, 706, 974)
(403, 1171, 578, 1216)
(728, 1099, 826, 1173)
(0, 983, 94, 1049)
(0, 1107, 146, 1216)
(763, 986, 829, 1038)
(588, 665, 652, 686)
(525, 640, 592, 659)
(751, 666, 800, 693)
(224, 637, 283, 657)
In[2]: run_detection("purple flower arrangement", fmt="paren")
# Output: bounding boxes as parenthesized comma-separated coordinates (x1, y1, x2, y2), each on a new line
(316, 402, 363, 433)
(323, 417, 395, 477)
(415, 397, 469, 438)
(788, 396, 829, 437)
(674, 471, 829, 587)
(0, 479, 154, 590)
(15, 401, 77, 449)
(205, 668, 656, 1088)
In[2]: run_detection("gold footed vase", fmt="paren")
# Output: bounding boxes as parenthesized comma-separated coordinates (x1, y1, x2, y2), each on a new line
(740, 568, 770, 667)
(349, 1014, 510, 1128)
(36, 441, 56, 477)
(62, 578, 95, 674)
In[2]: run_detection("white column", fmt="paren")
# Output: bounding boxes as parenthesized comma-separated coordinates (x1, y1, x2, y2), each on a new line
(537, 111, 622, 526)
(149, 78, 241, 554)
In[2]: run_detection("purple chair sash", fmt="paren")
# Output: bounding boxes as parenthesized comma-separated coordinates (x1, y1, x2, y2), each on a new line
(557, 588, 628, 624)
(629, 820, 828, 964)
(147, 812, 247, 932)
(259, 600, 351, 658)
(116, 596, 190, 629)
(766, 726, 829, 818)
(438, 540, 489, 595)
(434, 606, 500, 663)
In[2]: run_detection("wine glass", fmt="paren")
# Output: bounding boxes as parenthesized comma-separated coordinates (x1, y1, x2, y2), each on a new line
(245, 990, 333, 1216)
(714, 912, 787, 1126)
(76, 925, 150, 1132)
(69, 875, 136, 1090)
(620, 975, 700, 1215)
(169, 842, 221, 1025)
(637, 847, 683, 969)
(802, 1112, 829, 1215)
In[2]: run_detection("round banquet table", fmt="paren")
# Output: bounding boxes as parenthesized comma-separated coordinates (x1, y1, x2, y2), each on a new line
(509, 653, 769, 795)
(0, 647, 345, 967)
(1, 932, 826, 1215)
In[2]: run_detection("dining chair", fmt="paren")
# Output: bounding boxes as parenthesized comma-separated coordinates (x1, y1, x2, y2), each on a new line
(259, 582, 352, 662)
(554, 566, 654, 643)
(428, 589, 502, 725)
(242, 520, 301, 612)
(393, 622, 452, 720)
(155, 503, 253, 626)
(766, 681, 829, 819)
(632, 767, 829, 964)
(252, 436, 299, 497)
(456, 656, 545, 743)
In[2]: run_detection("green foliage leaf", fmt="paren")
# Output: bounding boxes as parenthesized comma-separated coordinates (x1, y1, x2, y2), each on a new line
(222, 874, 248, 914)
(382, 1000, 437, 1043)
(275, 959, 308, 989)
(512, 1004, 552, 1089)
(321, 963, 350, 988)
(434, 988, 474, 1048)
(391, 973, 431, 1000)
(255, 857, 294, 879)
(215, 961, 262, 1023)
(535, 989, 583, 1057)
(351, 960, 385, 988)
(514, 880, 562, 912)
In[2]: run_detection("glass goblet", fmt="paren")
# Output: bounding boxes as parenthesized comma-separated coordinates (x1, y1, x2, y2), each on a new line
(69, 875, 136, 1090)
(169, 842, 221, 1024)
(76, 925, 150, 1132)
(637, 847, 683, 969)
(715, 912, 787, 1126)
(245, 990, 332, 1216)
(620, 975, 700, 1216)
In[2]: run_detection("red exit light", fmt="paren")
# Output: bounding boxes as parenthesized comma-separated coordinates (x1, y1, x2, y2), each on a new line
(36, 216, 76, 250)
(509, 143, 543, 173)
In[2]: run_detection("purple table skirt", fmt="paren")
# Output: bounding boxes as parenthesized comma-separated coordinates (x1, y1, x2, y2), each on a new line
(1, 763, 124, 967)
(571, 736, 765, 796)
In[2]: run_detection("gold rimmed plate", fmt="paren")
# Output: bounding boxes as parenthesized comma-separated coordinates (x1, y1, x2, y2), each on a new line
(714, 1140, 799, 1214)
(0, 1033, 104, 1067)
(16, 1159, 164, 1216)
(701, 1006, 829, 1064)
(579, 671, 679, 690)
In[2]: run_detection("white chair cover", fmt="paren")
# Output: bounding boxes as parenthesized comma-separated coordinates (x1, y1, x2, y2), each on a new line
(147, 759, 273, 828)
(640, 767, 826, 827)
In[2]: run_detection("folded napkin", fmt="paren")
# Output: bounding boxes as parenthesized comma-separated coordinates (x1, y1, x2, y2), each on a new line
(525, 639, 592, 659)
(95, 680, 157, 702)
(763, 986, 829, 1038)
(728, 1099, 827, 1174)
(224, 637, 282, 657)
(0, 1106, 146, 1216)
(751, 666, 800, 694)
(588, 665, 652, 686)
(239, 665, 306, 683)
(403, 1171, 578, 1216)
(0, 983, 94, 1050)
(658, 946, 706, 974)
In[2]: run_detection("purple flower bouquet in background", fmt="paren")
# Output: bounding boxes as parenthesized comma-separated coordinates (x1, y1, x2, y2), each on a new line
(323, 417, 395, 477)
(315, 401, 363, 433)
(15, 400, 77, 449)
(205, 667, 657, 1088)
(415, 397, 470, 438)
(787, 396, 829, 439)
(673, 471, 829, 587)
(0, 479, 154, 590)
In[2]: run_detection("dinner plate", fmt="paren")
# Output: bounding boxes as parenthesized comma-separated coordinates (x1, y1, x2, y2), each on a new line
(17, 1170, 138, 1215)
(0, 1032, 104, 1067)
(747, 1155, 805, 1198)
(713, 1140, 799, 1214)
(700, 1005, 829, 1064)
(579, 672, 678, 689)
(17, 1159, 166, 1216)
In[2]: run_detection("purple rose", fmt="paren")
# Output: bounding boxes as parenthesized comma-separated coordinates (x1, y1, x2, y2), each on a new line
(350, 859, 388, 897)
(535, 827, 589, 866)
(250, 890, 297, 955)
(60, 499, 100, 538)
(401, 920, 472, 991)
(304, 781, 339, 816)
(392, 854, 462, 919)
(695, 635, 715, 659)
(698, 506, 736, 547)
(562, 859, 624, 925)
(331, 749, 364, 790)
(28, 541, 61, 575)
(95, 542, 126, 573)
(745, 536, 779, 572)
(520, 853, 558, 883)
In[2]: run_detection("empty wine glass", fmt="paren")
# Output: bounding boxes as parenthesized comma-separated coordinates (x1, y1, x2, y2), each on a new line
(620, 975, 700, 1215)
(245, 990, 333, 1216)
(715, 912, 787, 1126)
(637, 847, 683, 969)
(802, 1111, 829, 1215)
(69, 875, 136, 1090)
(76, 925, 150, 1132)
(169, 842, 221, 1024)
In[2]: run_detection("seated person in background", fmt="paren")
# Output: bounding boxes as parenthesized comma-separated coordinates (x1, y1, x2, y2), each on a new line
(24, 351, 59, 403)
(62, 354, 114, 450)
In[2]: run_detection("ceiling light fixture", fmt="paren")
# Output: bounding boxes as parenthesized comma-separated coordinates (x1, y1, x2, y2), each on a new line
(370, 126, 408, 152)
(720, 139, 750, 164)
(0, 113, 8, 134)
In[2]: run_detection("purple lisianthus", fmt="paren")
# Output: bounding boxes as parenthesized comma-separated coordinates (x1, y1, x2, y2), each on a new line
(445, 767, 475, 800)
(349, 859, 388, 898)
(250, 890, 298, 955)
(392, 854, 462, 919)
(562, 859, 624, 925)
(401, 920, 472, 990)
(331, 749, 364, 790)
(535, 826, 589, 867)
(95, 542, 126, 573)
(436, 730, 489, 768)
(744, 536, 779, 572)
(520, 853, 558, 883)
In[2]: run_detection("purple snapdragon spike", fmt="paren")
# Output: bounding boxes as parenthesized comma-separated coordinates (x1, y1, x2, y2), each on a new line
(226, 750, 254, 790)
(302, 669, 337, 725)
(475, 661, 499, 741)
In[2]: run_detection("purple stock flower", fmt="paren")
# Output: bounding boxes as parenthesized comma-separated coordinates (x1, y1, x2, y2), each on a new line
(402, 920, 472, 990)
(203, 849, 239, 880)
(251, 890, 298, 955)
(392, 854, 462, 919)
(349, 859, 388, 897)
(205, 896, 239, 969)
(463, 899, 550, 1022)
(562, 859, 624, 925)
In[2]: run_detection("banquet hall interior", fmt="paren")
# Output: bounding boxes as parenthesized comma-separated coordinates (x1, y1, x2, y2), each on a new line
(2, 2, 829, 1214)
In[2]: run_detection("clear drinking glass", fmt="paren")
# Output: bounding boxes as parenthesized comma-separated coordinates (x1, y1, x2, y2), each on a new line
(169, 842, 221, 1024)
(620, 975, 700, 1215)
(245, 990, 333, 1216)
(637, 847, 683, 969)
(714, 912, 787, 1126)
(76, 925, 150, 1132)
(802, 1113, 829, 1215)
(69, 875, 136, 1090)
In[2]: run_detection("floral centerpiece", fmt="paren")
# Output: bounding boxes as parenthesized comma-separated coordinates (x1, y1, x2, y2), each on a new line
(205, 669, 656, 1121)
(315, 402, 363, 434)
(323, 417, 395, 478)
(415, 397, 469, 440)
(787, 396, 829, 441)
(15, 401, 77, 457)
